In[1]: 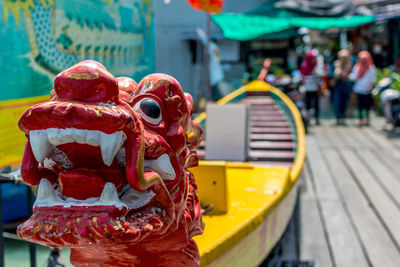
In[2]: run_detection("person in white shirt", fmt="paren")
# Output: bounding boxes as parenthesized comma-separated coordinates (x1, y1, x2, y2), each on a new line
(350, 51, 376, 126)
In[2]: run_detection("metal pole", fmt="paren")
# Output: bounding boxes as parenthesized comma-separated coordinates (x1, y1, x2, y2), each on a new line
(27, 186, 36, 267)
(0, 184, 4, 267)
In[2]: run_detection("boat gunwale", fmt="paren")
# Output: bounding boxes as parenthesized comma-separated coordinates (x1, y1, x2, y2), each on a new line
(193, 81, 306, 265)
(194, 80, 306, 183)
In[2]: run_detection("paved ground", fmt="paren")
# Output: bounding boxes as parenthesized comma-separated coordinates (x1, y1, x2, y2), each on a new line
(299, 116, 400, 267)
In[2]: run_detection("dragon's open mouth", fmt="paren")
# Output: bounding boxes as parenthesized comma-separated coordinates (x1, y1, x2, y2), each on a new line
(30, 127, 175, 201)
(18, 125, 176, 246)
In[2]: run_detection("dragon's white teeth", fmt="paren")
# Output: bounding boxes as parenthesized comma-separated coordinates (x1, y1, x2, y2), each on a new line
(120, 187, 156, 209)
(35, 179, 57, 205)
(47, 128, 61, 145)
(100, 131, 125, 166)
(34, 179, 155, 210)
(29, 128, 126, 166)
(100, 183, 119, 202)
(30, 130, 52, 162)
(72, 129, 87, 144)
(86, 131, 100, 146)
(144, 154, 176, 181)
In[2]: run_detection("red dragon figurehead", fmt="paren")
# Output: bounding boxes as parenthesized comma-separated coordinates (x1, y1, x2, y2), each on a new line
(17, 61, 204, 266)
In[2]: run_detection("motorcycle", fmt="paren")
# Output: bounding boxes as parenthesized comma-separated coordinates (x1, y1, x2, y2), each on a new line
(372, 74, 400, 128)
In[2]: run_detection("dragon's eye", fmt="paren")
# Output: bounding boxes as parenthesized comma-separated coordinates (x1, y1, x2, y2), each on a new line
(134, 98, 162, 125)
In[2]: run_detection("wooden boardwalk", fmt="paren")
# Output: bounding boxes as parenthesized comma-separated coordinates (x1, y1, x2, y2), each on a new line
(298, 118, 400, 267)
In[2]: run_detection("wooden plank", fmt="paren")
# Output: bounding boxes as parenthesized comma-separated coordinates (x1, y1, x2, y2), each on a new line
(306, 134, 342, 198)
(362, 127, 391, 151)
(249, 110, 283, 116)
(245, 91, 270, 97)
(248, 150, 295, 162)
(357, 150, 400, 207)
(312, 125, 339, 148)
(250, 106, 280, 111)
(250, 134, 295, 141)
(250, 121, 291, 127)
(319, 125, 347, 147)
(241, 98, 274, 105)
(250, 127, 292, 134)
(250, 115, 287, 122)
(362, 127, 400, 174)
(335, 127, 361, 148)
(340, 148, 400, 248)
(307, 137, 369, 266)
(250, 141, 296, 150)
(345, 127, 377, 150)
(299, 162, 334, 267)
(310, 127, 331, 148)
(326, 149, 400, 266)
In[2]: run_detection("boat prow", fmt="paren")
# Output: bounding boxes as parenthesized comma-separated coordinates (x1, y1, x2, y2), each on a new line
(190, 80, 306, 266)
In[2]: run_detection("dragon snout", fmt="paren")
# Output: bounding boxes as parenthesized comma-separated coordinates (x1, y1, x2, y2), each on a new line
(54, 60, 119, 103)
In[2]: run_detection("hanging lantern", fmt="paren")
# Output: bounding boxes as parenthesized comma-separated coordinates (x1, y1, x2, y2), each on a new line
(186, 0, 224, 14)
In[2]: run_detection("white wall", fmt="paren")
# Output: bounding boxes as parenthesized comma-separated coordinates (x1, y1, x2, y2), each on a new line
(153, 0, 264, 96)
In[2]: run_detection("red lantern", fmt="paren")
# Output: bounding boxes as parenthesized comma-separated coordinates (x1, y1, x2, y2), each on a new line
(187, 0, 224, 14)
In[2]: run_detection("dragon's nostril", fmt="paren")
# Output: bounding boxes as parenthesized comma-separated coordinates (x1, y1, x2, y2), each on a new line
(54, 60, 119, 103)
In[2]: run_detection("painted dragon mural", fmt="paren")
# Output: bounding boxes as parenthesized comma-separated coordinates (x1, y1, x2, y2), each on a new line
(1, 0, 154, 101)
(17, 61, 204, 266)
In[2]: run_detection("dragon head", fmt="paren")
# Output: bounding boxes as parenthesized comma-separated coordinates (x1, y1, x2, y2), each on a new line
(17, 61, 204, 265)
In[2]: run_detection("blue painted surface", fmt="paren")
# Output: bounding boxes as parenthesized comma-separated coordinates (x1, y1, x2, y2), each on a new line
(1, 183, 29, 223)
(0, 0, 155, 101)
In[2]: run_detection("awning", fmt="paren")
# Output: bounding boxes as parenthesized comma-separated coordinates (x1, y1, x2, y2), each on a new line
(211, 14, 375, 41)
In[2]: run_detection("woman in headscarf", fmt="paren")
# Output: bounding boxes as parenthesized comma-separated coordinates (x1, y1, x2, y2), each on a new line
(350, 51, 376, 126)
(333, 49, 353, 125)
(300, 50, 322, 125)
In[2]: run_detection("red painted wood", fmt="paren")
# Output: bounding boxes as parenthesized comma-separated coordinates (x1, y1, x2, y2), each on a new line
(250, 115, 287, 122)
(250, 141, 296, 150)
(245, 91, 270, 97)
(250, 110, 283, 116)
(241, 98, 275, 105)
(250, 133, 295, 141)
(250, 105, 280, 111)
(250, 121, 291, 127)
(250, 127, 292, 134)
(248, 150, 295, 161)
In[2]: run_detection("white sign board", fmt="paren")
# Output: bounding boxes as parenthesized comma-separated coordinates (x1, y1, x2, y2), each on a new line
(205, 103, 249, 161)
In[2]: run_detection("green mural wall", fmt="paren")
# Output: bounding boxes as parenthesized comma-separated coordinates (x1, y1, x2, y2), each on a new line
(0, 0, 155, 101)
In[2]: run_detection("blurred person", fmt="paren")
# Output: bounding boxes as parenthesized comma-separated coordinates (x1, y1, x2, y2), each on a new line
(350, 51, 376, 126)
(381, 89, 400, 124)
(257, 58, 271, 82)
(300, 50, 322, 125)
(333, 49, 353, 125)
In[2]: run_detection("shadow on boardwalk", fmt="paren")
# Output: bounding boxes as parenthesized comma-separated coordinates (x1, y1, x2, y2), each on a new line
(296, 117, 400, 267)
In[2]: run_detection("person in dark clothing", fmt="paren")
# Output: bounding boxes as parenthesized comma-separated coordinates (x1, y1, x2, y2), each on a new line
(333, 49, 352, 125)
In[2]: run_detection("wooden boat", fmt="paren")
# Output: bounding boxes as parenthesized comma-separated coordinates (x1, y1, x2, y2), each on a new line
(190, 80, 306, 266)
